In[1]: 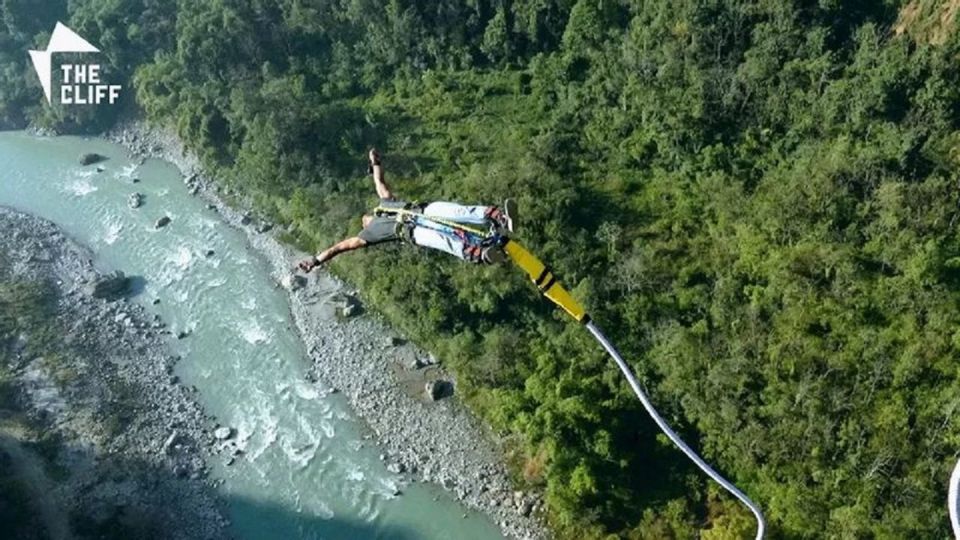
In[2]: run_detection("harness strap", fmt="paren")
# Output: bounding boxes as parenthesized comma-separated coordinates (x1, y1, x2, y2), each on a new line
(395, 220, 416, 243)
(373, 204, 504, 265)
(375, 205, 489, 237)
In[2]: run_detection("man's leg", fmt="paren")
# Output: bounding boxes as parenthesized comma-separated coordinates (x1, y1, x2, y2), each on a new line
(369, 149, 393, 200)
(411, 225, 504, 264)
(423, 202, 490, 224)
(410, 226, 466, 259)
(423, 201, 516, 232)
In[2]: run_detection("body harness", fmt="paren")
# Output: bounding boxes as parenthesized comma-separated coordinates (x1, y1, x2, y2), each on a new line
(373, 203, 503, 264)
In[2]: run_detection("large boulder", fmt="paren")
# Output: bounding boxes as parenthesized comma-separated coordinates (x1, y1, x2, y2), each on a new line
(425, 380, 453, 401)
(86, 271, 130, 300)
(397, 349, 422, 370)
(79, 152, 106, 166)
(155, 216, 171, 229)
(128, 193, 143, 209)
(329, 293, 361, 318)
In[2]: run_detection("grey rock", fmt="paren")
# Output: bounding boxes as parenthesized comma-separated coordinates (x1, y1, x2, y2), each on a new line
(328, 293, 352, 309)
(86, 271, 130, 300)
(155, 216, 172, 229)
(386, 462, 405, 474)
(213, 427, 234, 441)
(128, 193, 143, 209)
(281, 274, 307, 291)
(79, 152, 106, 166)
(425, 380, 452, 401)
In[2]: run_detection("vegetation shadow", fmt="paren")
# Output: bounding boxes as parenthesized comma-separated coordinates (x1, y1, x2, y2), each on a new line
(0, 430, 424, 540)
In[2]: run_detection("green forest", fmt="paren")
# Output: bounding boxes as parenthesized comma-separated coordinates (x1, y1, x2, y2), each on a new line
(4, 0, 960, 537)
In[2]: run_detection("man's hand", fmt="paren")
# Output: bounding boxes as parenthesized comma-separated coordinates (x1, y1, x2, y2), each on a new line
(298, 257, 320, 273)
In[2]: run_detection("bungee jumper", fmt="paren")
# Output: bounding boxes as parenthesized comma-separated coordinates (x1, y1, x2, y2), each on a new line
(298, 149, 517, 272)
(297, 148, 766, 539)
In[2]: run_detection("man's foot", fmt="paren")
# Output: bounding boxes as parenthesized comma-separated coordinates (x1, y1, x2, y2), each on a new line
(367, 148, 381, 174)
(501, 198, 517, 233)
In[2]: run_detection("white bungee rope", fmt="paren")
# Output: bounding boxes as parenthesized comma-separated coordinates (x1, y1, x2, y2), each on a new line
(949, 457, 960, 538)
(585, 321, 766, 540)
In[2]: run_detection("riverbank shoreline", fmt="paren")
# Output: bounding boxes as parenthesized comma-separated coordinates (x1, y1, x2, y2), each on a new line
(103, 120, 549, 540)
(0, 207, 228, 540)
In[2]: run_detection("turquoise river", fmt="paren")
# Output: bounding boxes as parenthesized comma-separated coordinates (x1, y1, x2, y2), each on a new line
(0, 131, 504, 540)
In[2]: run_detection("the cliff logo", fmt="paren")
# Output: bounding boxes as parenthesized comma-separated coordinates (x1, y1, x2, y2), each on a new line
(28, 22, 121, 105)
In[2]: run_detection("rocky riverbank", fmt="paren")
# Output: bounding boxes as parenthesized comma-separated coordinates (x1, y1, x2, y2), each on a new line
(105, 120, 549, 540)
(0, 207, 228, 540)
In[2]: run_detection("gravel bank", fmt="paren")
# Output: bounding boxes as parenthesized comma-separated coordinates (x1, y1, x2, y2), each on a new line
(0, 207, 228, 540)
(105, 120, 549, 540)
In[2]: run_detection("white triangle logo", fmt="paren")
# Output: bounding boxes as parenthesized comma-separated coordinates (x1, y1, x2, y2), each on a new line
(28, 22, 100, 103)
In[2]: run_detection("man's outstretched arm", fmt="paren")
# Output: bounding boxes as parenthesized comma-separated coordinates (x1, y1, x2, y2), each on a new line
(299, 237, 367, 272)
(369, 148, 393, 200)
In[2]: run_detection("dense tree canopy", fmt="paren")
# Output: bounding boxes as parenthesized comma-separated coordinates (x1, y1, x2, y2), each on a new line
(4, 0, 960, 537)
